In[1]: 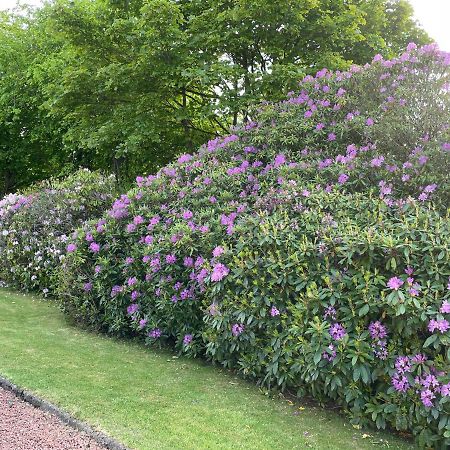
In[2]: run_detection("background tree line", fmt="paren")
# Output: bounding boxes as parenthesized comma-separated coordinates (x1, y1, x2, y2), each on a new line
(0, 0, 430, 195)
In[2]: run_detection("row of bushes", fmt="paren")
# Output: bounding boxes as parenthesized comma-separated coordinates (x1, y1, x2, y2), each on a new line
(1, 44, 449, 448)
(0, 169, 118, 294)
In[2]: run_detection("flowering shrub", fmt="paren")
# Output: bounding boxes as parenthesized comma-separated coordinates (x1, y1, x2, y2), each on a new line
(202, 196, 449, 448)
(0, 169, 117, 294)
(57, 44, 450, 447)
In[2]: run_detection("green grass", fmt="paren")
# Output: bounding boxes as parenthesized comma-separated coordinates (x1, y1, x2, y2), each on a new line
(0, 289, 413, 450)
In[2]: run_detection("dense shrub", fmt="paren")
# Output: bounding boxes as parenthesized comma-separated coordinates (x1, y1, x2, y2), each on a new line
(57, 44, 450, 447)
(0, 169, 117, 294)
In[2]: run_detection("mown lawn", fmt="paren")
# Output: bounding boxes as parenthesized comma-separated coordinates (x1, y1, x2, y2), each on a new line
(0, 289, 413, 450)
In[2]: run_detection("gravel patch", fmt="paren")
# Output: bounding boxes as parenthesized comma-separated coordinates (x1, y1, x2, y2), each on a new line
(0, 387, 108, 450)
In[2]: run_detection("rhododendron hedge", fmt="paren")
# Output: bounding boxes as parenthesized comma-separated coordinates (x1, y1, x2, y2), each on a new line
(0, 169, 117, 294)
(57, 45, 450, 447)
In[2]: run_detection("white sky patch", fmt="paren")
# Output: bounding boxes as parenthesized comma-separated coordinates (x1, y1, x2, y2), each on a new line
(0, 0, 42, 10)
(408, 0, 450, 51)
(0, 0, 448, 51)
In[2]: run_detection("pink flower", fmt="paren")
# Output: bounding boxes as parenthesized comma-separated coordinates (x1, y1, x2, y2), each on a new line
(372, 54, 383, 62)
(212, 246, 224, 258)
(428, 319, 450, 334)
(182, 210, 193, 220)
(338, 173, 349, 184)
(166, 254, 177, 264)
(270, 306, 280, 317)
(89, 242, 100, 253)
(66, 243, 77, 253)
(274, 154, 286, 167)
(231, 323, 244, 337)
(211, 263, 229, 282)
(387, 277, 403, 290)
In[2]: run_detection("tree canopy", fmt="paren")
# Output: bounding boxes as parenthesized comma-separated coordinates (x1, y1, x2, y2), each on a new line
(0, 0, 431, 195)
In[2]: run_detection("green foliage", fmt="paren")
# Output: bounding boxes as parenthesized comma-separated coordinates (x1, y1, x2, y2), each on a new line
(0, 169, 118, 294)
(52, 46, 449, 447)
(0, 0, 431, 193)
(202, 197, 450, 447)
(0, 289, 412, 450)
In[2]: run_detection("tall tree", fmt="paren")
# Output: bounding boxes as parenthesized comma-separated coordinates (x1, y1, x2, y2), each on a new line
(0, 0, 431, 193)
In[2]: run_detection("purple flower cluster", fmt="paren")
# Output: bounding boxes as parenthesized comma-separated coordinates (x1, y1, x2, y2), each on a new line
(329, 323, 346, 341)
(231, 323, 244, 337)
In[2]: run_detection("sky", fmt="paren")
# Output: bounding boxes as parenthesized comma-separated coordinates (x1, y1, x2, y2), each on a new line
(0, 0, 449, 51)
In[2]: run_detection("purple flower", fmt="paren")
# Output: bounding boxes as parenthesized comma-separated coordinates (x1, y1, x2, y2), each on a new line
(428, 319, 450, 334)
(418, 192, 428, 202)
(371, 156, 384, 167)
(183, 334, 193, 345)
(232, 323, 244, 337)
(315, 122, 325, 131)
(338, 173, 349, 184)
(177, 153, 192, 164)
(392, 374, 410, 392)
(138, 319, 147, 329)
(411, 353, 427, 364)
(420, 389, 435, 408)
(83, 282, 92, 292)
(274, 154, 286, 167)
(131, 290, 140, 301)
(127, 277, 137, 286)
(387, 277, 403, 290)
(211, 263, 230, 282)
(183, 256, 194, 267)
(144, 235, 153, 245)
(270, 306, 280, 317)
(148, 328, 162, 339)
(395, 356, 411, 374)
(424, 184, 437, 193)
(441, 383, 450, 397)
(196, 268, 209, 284)
(89, 242, 100, 253)
(127, 303, 139, 315)
(368, 321, 387, 340)
(323, 306, 336, 320)
(322, 344, 336, 361)
(212, 246, 224, 258)
(166, 254, 177, 264)
(366, 118, 374, 126)
(133, 215, 144, 225)
(329, 323, 347, 341)
(66, 243, 77, 253)
(372, 340, 388, 360)
(125, 257, 134, 265)
(327, 132, 336, 141)
(182, 210, 193, 220)
(95, 265, 102, 274)
(208, 303, 219, 316)
(126, 223, 137, 233)
(440, 301, 450, 314)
